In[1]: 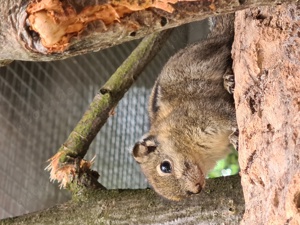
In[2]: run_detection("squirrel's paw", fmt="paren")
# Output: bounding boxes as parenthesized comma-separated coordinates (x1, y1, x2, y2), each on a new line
(223, 68, 235, 94)
(229, 128, 239, 151)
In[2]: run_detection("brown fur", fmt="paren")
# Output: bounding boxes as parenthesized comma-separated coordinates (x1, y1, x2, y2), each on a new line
(132, 35, 237, 201)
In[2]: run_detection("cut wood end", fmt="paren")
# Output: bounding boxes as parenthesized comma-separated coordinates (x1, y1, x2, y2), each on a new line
(27, 0, 123, 53)
(45, 151, 96, 188)
(26, 0, 178, 53)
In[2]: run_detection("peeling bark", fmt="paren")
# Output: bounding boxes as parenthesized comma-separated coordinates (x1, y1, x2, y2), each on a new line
(232, 3, 300, 225)
(0, 176, 244, 225)
(0, 0, 298, 64)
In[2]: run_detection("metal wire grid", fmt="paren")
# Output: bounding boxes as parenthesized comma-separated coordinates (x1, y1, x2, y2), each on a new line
(0, 20, 208, 219)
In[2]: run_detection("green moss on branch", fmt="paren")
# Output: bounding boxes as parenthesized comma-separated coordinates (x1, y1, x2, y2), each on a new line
(46, 30, 172, 192)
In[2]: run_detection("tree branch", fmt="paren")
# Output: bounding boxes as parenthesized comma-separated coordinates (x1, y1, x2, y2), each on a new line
(0, 0, 298, 64)
(1, 175, 244, 225)
(45, 30, 172, 190)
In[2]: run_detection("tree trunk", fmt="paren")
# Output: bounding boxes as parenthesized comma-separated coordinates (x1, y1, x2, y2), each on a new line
(232, 3, 300, 225)
(0, 0, 298, 65)
(0, 176, 244, 225)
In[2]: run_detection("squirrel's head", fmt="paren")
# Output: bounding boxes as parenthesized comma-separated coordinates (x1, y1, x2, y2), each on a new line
(132, 135, 205, 201)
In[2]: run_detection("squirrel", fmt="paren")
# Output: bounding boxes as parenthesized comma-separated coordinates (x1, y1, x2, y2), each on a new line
(132, 19, 237, 201)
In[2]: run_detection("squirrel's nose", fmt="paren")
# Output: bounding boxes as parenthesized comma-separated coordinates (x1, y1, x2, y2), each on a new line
(186, 183, 202, 195)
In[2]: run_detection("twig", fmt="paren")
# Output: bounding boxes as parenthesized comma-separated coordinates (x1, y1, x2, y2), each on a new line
(46, 29, 172, 192)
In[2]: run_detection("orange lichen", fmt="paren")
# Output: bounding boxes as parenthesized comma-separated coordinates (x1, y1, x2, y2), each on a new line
(45, 151, 96, 188)
(26, 0, 179, 52)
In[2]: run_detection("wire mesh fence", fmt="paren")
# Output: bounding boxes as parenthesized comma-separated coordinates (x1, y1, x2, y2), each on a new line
(0, 21, 210, 219)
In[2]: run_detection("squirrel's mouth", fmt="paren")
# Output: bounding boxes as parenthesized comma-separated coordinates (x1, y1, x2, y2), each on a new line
(183, 162, 206, 195)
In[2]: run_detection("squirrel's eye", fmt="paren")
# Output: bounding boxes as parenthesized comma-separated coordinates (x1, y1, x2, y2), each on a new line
(160, 161, 172, 173)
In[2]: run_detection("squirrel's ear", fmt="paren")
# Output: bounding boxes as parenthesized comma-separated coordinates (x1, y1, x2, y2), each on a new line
(132, 135, 157, 164)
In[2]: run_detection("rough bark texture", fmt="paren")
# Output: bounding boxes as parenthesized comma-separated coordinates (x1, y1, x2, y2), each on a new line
(0, 176, 244, 225)
(232, 3, 300, 225)
(0, 0, 298, 64)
